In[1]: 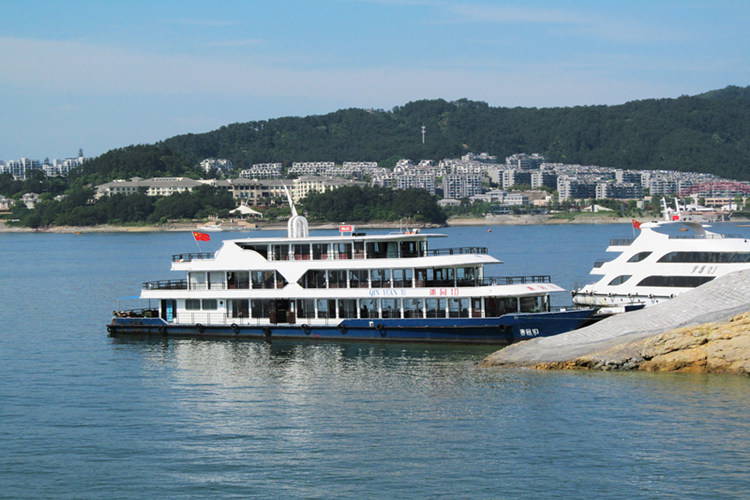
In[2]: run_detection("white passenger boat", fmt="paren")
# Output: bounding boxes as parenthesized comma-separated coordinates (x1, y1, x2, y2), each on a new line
(109, 197, 595, 344)
(573, 201, 750, 315)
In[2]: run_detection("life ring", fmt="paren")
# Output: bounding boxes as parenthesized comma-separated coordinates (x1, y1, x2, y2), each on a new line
(338, 324, 348, 335)
(262, 326, 271, 338)
(375, 324, 386, 337)
(196, 323, 205, 333)
(231, 323, 240, 333)
(301, 324, 311, 335)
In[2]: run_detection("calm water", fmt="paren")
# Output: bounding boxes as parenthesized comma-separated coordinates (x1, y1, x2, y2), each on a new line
(2, 225, 750, 499)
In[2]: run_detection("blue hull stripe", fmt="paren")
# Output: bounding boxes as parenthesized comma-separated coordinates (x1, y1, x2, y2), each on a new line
(108, 309, 596, 345)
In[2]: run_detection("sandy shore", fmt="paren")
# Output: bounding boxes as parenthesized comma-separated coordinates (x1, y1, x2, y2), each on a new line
(0, 214, 641, 234)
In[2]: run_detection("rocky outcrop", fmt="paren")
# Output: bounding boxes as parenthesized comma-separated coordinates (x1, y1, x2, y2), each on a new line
(530, 312, 750, 375)
(480, 269, 750, 375)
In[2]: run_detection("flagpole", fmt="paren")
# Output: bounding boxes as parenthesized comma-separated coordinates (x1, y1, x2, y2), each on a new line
(192, 231, 210, 252)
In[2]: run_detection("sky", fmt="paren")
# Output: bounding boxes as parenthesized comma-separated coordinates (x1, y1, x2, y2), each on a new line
(1, 0, 749, 160)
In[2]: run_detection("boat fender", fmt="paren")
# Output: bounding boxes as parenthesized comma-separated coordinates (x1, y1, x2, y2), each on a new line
(498, 324, 508, 332)
(106, 325, 113, 334)
(301, 324, 311, 335)
(262, 326, 271, 338)
(338, 324, 347, 335)
(230, 323, 240, 333)
(158, 325, 166, 334)
(196, 323, 205, 333)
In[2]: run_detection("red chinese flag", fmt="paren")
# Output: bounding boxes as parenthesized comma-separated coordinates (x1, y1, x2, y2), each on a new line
(632, 219, 641, 230)
(193, 231, 210, 241)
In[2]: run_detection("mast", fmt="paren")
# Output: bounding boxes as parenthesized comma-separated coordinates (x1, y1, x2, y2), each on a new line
(284, 185, 309, 238)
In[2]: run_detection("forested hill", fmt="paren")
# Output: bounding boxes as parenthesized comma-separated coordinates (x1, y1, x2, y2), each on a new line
(75, 86, 750, 184)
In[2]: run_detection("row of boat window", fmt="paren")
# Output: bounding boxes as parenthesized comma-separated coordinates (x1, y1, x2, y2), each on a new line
(216, 296, 545, 320)
(607, 275, 715, 287)
(190, 267, 482, 290)
(238, 240, 425, 261)
(627, 251, 750, 263)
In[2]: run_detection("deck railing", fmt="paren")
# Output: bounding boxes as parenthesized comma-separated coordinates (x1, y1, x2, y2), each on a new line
(143, 279, 188, 290)
(479, 275, 551, 285)
(172, 252, 214, 262)
(426, 247, 488, 256)
(609, 238, 635, 246)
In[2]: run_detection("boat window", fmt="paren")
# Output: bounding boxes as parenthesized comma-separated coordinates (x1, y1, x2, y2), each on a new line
(312, 243, 328, 260)
(328, 270, 347, 288)
(227, 271, 249, 289)
(202, 299, 218, 310)
(429, 267, 454, 287)
(353, 240, 365, 259)
(426, 298, 447, 318)
(317, 299, 335, 319)
(185, 299, 201, 310)
(295, 299, 315, 320)
(292, 244, 310, 260)
(366, 241, 388, 259)
(657, 251, 750, 263)
(208, 272, 224, 290)
(485, 297, 518, 316)
(456, 267, 477, 287)
(359, 298, 378, 319)
(230, 299, 248, 318)
(403, 298, 424, 318)
(275, 271, 287, 289)
(392, 268, 413, 288)
(298, 270, 326, 288)
(238, 243, 268, 259)
(337, 299, 357, 319)
(381, 299, 401, 318)
(333, 242, 352, 260)
(400, 240, 419, 258)
(519, 296, 543, 313)
(608, 275, 632, 286)
(449, 298, 470, 318)
(252, 270, 276, 289)
(251, 299, 272, 318)
(636, 275, 715, 287)
(371, 269, 391, 288)
(188, 272, 206, 290)
(627, 252, 652, 263)
(349, 270, 369, 288)
(272, 244, 289, 261)
(471, 298, 482, 318)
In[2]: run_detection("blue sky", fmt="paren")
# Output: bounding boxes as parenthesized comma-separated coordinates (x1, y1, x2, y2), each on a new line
(1, 0, 748, 160)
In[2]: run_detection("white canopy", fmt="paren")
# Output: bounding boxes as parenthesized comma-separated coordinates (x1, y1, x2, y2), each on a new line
(230, 204, 263, 217)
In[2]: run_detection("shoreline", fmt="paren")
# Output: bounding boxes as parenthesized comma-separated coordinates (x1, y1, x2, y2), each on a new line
(0, 215, 658, 234)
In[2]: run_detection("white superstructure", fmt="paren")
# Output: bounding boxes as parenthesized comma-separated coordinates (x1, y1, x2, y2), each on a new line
(573, 203, 750, 314)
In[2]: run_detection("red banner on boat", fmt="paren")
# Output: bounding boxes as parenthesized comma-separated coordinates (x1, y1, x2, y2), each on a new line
(339, 225, 353, 232)
(193, 231, 210, 241)
(632, 219, 641, 229)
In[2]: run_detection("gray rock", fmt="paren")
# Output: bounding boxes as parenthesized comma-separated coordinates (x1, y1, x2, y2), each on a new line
(481, 269, 750, 366)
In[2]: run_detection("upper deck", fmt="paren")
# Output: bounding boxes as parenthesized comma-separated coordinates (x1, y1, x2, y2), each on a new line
(171, 230, 496, 268)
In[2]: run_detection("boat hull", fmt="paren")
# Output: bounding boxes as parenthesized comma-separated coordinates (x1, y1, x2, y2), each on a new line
(107, 309, 597, 345)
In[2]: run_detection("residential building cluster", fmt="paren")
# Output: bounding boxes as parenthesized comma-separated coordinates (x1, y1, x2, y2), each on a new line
(6, 148, 750, 213)
(0, 150, 88, 180)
